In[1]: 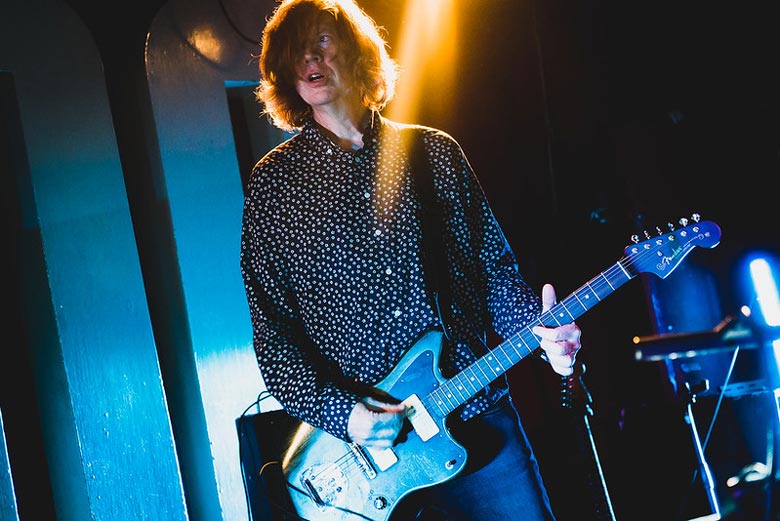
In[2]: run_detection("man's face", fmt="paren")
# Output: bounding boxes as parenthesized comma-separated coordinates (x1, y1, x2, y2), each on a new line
(295, 16, 354, 110)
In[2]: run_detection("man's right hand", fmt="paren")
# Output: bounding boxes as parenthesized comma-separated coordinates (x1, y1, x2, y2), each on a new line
(347, 397, 406, 448)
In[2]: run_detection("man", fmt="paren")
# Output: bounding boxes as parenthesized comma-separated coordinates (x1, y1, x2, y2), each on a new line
(240, 0, 582, 518)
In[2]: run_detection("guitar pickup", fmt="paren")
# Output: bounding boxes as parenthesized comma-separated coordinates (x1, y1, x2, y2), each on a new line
(403, 394, 439, 441)
(365, 446, 398, 472)
(356, 394, 441, 474)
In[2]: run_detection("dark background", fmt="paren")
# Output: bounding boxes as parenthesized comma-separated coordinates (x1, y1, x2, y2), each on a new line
(10, 0, 780, 519)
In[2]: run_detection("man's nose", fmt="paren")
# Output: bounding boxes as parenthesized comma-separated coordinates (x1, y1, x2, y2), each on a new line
(303, 47, 321, 63)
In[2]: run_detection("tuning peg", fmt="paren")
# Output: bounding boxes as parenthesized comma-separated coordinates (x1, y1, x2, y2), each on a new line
(630, 234, 640, 244)
(679, 217, 689, 227)
(656, 226, 664, 236)
(691, 213, 701, 223)
(667, 222, 676, 231)
(643, 230, 652, 240)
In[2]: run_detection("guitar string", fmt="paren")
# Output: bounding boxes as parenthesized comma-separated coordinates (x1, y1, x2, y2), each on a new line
(285, 478, 376, 521)
(428, 225, 714, 419)
(305, 444, 374, 485)
(425, 234, 678, 415)
(306, 253, 648, 485)
(299, 226, 705, 506)
(427, 257, 630, 413)
(299, 262, 642, 500)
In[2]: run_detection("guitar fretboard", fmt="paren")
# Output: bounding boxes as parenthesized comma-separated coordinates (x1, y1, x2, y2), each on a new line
(419, 218, 721, 419)
(423, 258, 636, 418)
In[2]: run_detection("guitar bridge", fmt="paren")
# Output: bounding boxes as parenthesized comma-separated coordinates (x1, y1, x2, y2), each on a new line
(299, 463, 349, 508)
(349, 443, 378, 478)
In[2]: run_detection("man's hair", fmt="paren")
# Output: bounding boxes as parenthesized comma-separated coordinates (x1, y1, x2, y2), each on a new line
(255, 0, 399, 132)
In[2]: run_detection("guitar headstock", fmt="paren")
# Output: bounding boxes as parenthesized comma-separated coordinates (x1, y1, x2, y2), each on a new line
(624, 214, 721, 279)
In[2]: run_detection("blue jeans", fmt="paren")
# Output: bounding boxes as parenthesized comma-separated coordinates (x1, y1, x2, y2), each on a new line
(389, 395, 556, 520)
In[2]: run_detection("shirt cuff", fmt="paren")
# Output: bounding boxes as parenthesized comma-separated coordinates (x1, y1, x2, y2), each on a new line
(319, 385, 361, 442)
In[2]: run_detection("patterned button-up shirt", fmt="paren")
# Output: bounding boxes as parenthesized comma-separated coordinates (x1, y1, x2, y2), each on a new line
(240, 113, 542, 441)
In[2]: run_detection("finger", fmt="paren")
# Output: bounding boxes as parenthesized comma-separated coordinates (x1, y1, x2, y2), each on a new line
(541, 283, 557, 312)
(537, 338, 565, 356)
(364, 396, 406, 413)
(532, 323, 575, 343)
(385, 403, 407, 413)
(552, 362, 575, 377)
(547, 352, 576, 367)
(547, 353, 576, 375)
(535, 323, 581, 343)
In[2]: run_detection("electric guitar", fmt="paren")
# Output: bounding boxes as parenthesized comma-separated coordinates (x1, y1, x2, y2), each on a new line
(278, 216, 721, 521)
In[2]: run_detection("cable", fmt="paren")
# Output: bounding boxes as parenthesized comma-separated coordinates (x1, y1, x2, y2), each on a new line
(238, 391, 276, 521)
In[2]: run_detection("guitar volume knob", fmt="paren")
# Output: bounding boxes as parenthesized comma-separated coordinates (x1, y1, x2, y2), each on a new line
(373, 496, 388, 510)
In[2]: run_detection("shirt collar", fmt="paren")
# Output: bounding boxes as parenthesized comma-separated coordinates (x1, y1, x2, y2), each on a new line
(301, 111, 386, 152)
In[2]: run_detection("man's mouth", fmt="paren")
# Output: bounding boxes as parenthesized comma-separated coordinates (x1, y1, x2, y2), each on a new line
(308, 73, 324, 82)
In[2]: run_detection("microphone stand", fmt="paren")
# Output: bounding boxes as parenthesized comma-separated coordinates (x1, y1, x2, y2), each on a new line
(681, 379, 721, 521)
(561, 363, 616, 521)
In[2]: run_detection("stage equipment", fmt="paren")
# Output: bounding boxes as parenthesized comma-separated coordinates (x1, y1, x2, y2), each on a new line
(634, 314, 777, 521)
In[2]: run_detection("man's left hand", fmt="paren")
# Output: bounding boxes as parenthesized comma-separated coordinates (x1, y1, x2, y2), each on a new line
(531, 283, 582, 376)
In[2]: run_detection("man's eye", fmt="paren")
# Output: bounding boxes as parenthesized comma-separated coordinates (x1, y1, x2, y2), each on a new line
(319, 34, 331, 45)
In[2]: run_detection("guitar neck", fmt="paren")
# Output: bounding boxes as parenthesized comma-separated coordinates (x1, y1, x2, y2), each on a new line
(424, 258, 636, 417)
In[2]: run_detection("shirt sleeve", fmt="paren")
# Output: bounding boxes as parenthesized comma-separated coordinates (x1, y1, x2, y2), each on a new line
(429, 130, 542, 341)
(240, 158, 359, 441)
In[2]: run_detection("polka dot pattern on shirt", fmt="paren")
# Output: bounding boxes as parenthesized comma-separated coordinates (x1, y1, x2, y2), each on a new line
(240, 114, 541, 440)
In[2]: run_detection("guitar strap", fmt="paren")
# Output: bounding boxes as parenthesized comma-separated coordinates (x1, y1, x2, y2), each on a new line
(403, 126, 453, 340)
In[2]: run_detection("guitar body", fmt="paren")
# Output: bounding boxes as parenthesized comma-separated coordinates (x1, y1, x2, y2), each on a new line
(283, 329, 466, 521)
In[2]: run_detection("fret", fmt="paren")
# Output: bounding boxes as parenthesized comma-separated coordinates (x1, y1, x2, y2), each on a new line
(504, 336, 524, 358)
(441, 384, 459, 409)
(473, 357, 492, 386)
(583, 281, 601, 301)
(616, 260, 631, 279)
(424, 393, 446, 416)
(549, 306, 565, 325)
(432, 386, 456, 413)
(559, 299, 576, 321)
(493, 343, 516, 368)
(571, 290, 585, 306)
(450, 373, 471, 401)
(460, 367, 482, 395)
(485, 352, 506, 375)
(515, 330, 536, 354)
(591, 275, 616, 300)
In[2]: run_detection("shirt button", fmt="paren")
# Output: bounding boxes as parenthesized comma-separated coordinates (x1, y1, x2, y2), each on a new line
(364, 192, 370, 199)
(385, 268, 392, 275)
(374, 229, 382, 236)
